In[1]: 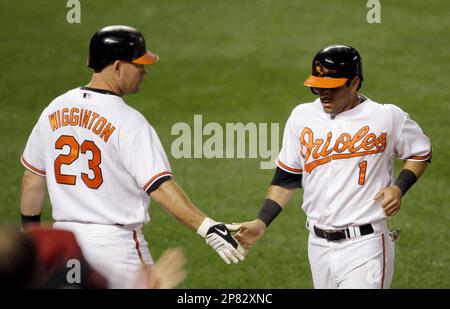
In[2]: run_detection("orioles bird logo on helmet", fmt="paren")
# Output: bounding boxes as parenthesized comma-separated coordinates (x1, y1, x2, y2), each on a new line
(315, 61, 337, 77)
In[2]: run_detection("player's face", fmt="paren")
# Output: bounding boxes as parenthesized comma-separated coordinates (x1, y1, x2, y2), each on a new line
(313, 77, 360, 115)
(117, 62, 147, 94)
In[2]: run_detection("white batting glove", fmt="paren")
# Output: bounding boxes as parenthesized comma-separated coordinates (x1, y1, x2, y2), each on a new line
(197, 217, 246, 264)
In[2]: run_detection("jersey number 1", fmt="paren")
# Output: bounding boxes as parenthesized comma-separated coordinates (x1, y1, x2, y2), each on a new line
(358, 160, 367, 185)
(54, 135, 103, 189)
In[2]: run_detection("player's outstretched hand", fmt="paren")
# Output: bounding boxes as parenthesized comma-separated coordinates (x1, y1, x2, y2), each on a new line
(234, 219, 267, 252)
(374, 185, 402, 216)
(134, 247, 187, 289)
(197, 218, 246, 264)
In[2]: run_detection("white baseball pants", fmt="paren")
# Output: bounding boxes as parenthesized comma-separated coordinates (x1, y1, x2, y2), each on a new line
(307, 220, 395, 289)
(53, 221, 153, 288)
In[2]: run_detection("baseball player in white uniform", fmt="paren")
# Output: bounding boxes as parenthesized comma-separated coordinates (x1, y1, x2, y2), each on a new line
(235, 45, 432, 289)
(20, 25, 245, 288)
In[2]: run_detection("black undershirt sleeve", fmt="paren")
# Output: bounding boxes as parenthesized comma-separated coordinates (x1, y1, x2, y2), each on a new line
(146, 176, 173, 194)
(270, 167, 303, 189)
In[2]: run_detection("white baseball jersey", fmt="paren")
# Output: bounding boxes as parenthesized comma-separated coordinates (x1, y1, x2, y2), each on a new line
(277, 96, 432, 227)
(21, 87, 173, 226)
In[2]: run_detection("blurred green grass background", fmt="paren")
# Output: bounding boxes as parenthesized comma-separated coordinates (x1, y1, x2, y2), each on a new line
(0, 0, 449, 288)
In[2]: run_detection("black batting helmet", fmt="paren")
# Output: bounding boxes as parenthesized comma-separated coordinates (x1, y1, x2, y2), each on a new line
(88, 25, 159, 71)
(304, 45, 363, 92)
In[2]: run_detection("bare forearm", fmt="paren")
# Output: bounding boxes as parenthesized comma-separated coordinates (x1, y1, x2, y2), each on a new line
(266, 185, 297, 208)
(20, 170, 46, 215)
(150, 180, 206, 231)
(402, 160, 428, 179)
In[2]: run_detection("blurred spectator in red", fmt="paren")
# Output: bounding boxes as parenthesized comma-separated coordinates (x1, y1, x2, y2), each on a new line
(1, 225, 186, 289)
(25, 226, 108, 288)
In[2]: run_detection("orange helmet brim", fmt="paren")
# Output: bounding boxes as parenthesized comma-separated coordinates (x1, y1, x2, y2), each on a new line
(132, 50, 159, 65)
(303, 75, 348, 88)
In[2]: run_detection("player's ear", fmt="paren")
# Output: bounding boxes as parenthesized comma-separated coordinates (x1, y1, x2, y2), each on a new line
(350, 76, 360, 90)
(113, 60, 121, 78)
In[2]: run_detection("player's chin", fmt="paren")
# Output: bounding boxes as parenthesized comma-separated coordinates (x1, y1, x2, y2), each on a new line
(132, 79, 145, 93)
(321, 102, 334, 112)
(126, 85, 140, 94)
(321, 105, 335, 114)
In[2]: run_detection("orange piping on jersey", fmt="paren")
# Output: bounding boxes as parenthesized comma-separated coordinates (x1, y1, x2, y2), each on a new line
(407, 150, 432, 161)
(143, 171, 173, 192)
(300, 126, 387, 173)
(381, 233, 386, 289)
(276, 160, 303, 173)
(21, 156, 46, 176)
(133, 230, 147, 266)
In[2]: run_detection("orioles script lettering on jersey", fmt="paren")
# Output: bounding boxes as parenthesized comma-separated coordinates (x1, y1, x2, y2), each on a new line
(300, 125, 387, 173)
(47, 108, 116, 143)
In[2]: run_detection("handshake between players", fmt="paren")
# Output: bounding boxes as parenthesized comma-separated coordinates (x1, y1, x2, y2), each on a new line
(196, 217, 246, 264)
(197, 217, 264, 265)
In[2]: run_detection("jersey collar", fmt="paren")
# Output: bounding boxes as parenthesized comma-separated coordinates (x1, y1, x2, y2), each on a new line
(79, 86, 121, 97)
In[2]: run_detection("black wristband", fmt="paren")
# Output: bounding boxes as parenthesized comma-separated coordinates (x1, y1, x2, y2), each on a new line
(394, 169, 417, 196)
(257, 199, 282, 227)
(21, 214, 41, 228)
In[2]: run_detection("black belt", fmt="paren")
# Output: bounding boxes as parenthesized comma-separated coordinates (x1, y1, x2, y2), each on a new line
(313, 224, 374, 241)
